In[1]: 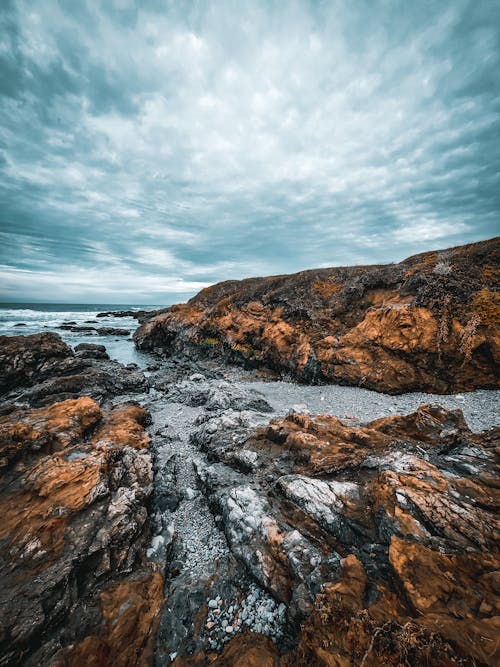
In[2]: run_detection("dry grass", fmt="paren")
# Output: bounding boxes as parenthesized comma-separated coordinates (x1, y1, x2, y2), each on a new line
(468, 288, 500, 329)
(459, 314, 482, 365)
(437, 294, 451, 361)
(312, 281, 343, 299)
(308, 603, 477, 666)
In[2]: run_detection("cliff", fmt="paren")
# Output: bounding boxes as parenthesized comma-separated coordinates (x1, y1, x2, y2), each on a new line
(134, 237, 499, 393)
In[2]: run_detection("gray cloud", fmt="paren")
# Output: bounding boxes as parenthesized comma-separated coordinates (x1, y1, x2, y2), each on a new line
(0, 0, 499, 303)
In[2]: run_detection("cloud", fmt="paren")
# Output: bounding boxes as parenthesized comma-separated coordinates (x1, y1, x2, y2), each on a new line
(0, 0, 499, 303)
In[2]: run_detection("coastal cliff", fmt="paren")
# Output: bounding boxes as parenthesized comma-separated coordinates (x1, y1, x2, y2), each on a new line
(135, 238, 499, 393)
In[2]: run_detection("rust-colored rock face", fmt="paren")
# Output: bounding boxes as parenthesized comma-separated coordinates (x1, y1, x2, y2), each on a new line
(185, 404, 499, 667)
(134, 237, 499, 393)
(0, 397, 163, 667)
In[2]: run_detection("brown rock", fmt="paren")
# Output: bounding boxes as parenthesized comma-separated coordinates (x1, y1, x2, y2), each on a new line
(0, 397, 162, 666)
(135, 237, 499, 393)
(192, 404, 499, 666)
(389, 537, 500, 666)
(52, 570, 164, 667)
(176, 634, 279, 667)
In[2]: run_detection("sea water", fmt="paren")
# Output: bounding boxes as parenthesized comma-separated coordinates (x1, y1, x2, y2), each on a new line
(0, 303, 163, 367)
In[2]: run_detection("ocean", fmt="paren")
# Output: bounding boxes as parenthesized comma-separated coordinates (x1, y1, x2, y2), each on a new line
(0, 303, 164, 367)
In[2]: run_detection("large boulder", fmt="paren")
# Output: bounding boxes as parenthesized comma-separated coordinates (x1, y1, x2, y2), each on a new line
(0, 332, 81, 393)
(0, 333, 148, 407)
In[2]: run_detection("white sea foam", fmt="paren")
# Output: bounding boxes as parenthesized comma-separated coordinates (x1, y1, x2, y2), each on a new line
(0, 304, 161, 367)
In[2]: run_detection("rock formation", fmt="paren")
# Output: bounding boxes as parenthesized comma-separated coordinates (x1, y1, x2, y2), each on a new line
(0, 396, 163, 666)
(135, 237, 499, 393)
(1, 266, 498, 667)
(177, 399, 499, 666)
(0, 333, 81, 394)
(0, 332, 147, 409)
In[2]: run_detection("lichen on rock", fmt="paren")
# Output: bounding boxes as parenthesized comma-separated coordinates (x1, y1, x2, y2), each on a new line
(134, 238, 499, 393)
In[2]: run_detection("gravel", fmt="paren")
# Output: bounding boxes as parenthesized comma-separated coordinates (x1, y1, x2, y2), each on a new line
(242, 381, 499, 433)
(112, 357, 498, 659)
(149, 400, 230, 576)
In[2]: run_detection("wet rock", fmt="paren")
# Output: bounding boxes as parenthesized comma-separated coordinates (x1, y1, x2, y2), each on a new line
(96, 308, 161, 320)
(0, 332, 83, 392)
(59, 324, 131, 336)
(0, 333, 148, 406)
(74, 342, 110, 360)
(96, 326, 130, 336)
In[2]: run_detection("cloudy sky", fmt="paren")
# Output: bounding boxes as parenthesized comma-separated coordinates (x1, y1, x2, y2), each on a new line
(1, 0, 499, 303)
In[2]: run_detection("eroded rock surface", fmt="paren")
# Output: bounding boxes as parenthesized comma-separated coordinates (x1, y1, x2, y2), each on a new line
(0, 397, 163, 667)
(171, 396, 499, 666)
(2, 328, 498, 667)
(0, 333, 82, 393)
(0, 332, 147, 408)
(135, 237, 499, 393)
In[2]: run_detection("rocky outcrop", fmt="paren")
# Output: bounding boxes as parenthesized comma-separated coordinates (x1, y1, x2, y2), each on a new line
(58, 324, 131, 335)
(74, 343, 110, 360)
(134, 237, 499, 393)
(0, 397, 163, 666)
(97, 308, 169, 322)
(0, 333, 82, 393)
(178, 399, 499, 666)
(0, 333, 147, 408)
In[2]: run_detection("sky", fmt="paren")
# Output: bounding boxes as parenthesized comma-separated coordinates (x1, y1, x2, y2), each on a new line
(0, 0, 499, 304)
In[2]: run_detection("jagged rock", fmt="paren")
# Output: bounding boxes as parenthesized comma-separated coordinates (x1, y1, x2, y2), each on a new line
(58, 324, 131, 335)
(0, 332, 83, 392)
(0, 332, 148, 406)
(154, 378, 273, 414)
(96, 327, 130, 336)
(175, 633, 280, 667)
(277, 476, 363, 544)
(96, 308, 168, 321)
(74, 343, 110, 359)
(186, 404, 499, 666)
(51, 570, 163, 667)
(0, 397, 163, 666)
(134, 238, 499, 393)
(191, 411, 271, 465)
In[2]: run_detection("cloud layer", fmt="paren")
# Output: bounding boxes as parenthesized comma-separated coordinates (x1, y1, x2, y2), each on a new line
(1, 0, 499, 303)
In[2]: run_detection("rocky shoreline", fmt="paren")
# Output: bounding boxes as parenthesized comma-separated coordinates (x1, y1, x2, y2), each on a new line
(0, 238, 499, 667)
(0, 327, 498, 666)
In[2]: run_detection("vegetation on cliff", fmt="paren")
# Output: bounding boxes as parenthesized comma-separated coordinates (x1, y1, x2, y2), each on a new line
(135, 238, 499, 393)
